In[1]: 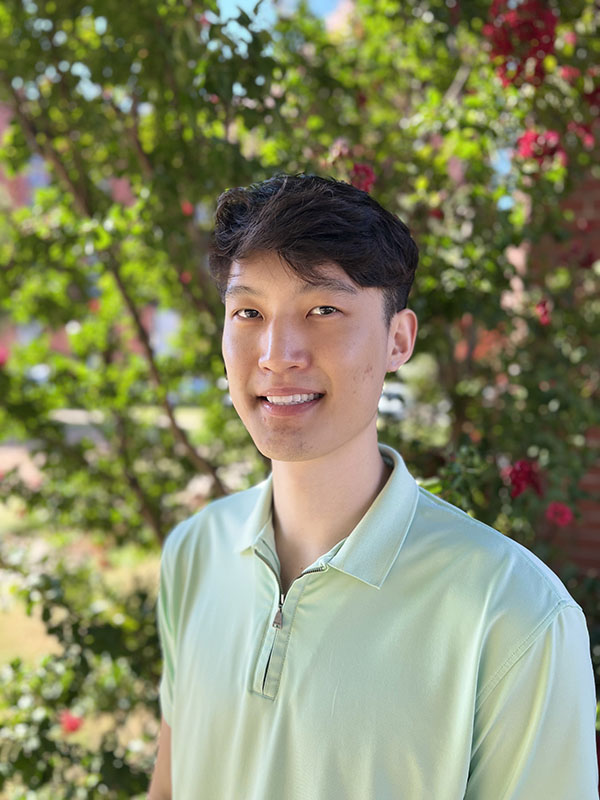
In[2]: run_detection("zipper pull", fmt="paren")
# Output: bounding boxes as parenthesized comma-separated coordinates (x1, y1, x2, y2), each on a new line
(272, 593, 284, 628)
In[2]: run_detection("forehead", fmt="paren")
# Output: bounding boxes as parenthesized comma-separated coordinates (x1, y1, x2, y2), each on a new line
(226, 252, 360, 296)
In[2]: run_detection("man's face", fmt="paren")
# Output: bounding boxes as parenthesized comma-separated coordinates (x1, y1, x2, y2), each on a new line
(222, 251, 414, 464)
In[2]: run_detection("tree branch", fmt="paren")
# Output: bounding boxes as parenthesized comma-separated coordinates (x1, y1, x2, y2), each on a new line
(1, 73, 226, 498)
(443, 62, 472, 106)
(3, 80, 89, 216)
(106, 250, 226, 496)
(114, 413, 165, 542)
(104, 94, 154, 181)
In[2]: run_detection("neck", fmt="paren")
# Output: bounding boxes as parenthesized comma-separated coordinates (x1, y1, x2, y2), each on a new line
(270, 429, 391, 586)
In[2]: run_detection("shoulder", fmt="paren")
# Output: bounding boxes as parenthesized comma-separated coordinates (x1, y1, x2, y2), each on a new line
(411, 486, 575, 608)
(161, 480, 268, 567)
(407, 488, 584, 701)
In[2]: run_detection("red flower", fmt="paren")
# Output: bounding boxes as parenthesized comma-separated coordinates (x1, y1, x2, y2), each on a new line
(180, 270, 192, 284)
(88, 298, 101, 313)
(584, 86, 600, 111)
(350, 163, 376, 193)
(356, 91, 368, 109)
(516, 129, 567, 167)
(545, 501, 574, 526)
(578, 251, 597, 269)
(59, 710, 83, 734)
(428, 208, 444, 220)
(567, 121, 595, 151)
(0, 344, 9, 367)
(560, 65, 581, 83)
(564, 240, 596, 269)
(535, 299, 551, 325)
(483, 0, 558, 87)
(506, 459, 542, 499)
(180, 201, 194, 217)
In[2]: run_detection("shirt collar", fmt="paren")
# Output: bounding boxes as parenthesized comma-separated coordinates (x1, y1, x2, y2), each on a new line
(236, 444, 419, 589)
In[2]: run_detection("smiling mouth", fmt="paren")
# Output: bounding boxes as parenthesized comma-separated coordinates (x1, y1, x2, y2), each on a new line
(261, 393, 324, 406)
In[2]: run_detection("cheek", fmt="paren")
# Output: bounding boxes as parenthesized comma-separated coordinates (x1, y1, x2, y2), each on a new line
(343, 333, 387, 383)
(344, 360, 384, 406)
(222, 329, 250, 371)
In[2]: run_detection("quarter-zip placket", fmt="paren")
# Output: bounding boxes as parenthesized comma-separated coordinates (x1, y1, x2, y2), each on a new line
(253, 549, 327, 699)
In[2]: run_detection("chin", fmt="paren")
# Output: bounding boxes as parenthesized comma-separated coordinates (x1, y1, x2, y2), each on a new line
(254, 438, 325, 464)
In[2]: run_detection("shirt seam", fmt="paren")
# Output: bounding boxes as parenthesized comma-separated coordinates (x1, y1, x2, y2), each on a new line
(475, 599, 577, 710)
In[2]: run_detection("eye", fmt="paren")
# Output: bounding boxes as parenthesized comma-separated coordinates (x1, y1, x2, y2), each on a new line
(235, 308, 261, 319)
(309, 306, 339, 316)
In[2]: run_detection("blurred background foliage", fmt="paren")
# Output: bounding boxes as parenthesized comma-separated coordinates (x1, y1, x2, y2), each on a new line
(0, 0, 598, 795)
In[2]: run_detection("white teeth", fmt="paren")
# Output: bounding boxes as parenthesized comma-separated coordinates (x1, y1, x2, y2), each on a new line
(266, 393, 321, 405)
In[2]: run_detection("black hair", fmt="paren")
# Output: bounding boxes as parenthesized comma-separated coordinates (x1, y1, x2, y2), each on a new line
(208, 173, 419, 323)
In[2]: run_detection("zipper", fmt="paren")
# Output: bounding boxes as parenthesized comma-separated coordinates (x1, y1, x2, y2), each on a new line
(273, 565, 327, 627)
(254, 550, 326, 694)
(272, 592, 284, 629)
(255, 550, 327, 628)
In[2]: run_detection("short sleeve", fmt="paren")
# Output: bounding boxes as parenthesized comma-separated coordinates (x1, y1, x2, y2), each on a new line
(157, 539, 176, 726)
(465, 604, 598, 799)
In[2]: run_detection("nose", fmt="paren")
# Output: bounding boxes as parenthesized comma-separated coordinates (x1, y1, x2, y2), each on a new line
(258, 318, 310, 373)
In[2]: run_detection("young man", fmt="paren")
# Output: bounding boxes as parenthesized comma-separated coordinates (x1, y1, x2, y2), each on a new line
(149, 174, 598, 800)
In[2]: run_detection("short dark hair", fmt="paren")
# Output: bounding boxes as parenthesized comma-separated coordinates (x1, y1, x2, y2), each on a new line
(208, 173, 419, 324)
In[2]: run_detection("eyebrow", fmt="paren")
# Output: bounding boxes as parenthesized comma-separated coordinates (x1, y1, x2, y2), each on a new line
(224, 277, 359, 299)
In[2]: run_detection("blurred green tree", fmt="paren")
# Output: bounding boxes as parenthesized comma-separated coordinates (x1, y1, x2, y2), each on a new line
(0, 0, 598, 795)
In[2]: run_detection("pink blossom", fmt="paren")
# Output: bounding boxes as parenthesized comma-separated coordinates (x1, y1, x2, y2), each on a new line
(180, 201, 194, 217)
(545, 501, 574, 526)
(350, 163, 376, 193)
(447, 156, 465, 184)
(567, 121, 595, 151)
(329, 138, 351, 162)
(59, 710, 83, 734)
(560, 65, 581, 82)
(0, 344, 9, 367)
(180, 271, 192, 284)
(535, 299, 551, 325)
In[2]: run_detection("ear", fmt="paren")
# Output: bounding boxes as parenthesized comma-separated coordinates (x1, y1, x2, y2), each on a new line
(386, 309, 418, 372)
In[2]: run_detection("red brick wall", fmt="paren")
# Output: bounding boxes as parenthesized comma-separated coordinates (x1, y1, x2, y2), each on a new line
(541, 427, 600, 573)
(573, 427, 600, 572)
(531, 176, 600, 573)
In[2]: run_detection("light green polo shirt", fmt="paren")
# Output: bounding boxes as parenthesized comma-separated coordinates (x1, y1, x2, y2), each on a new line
(158, 444, 598, 799)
